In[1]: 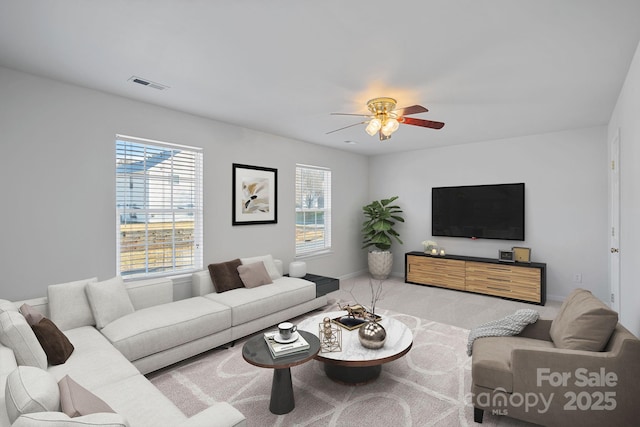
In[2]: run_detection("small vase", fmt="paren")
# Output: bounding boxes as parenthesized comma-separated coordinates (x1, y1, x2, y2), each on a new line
(358, 320, 386, 349)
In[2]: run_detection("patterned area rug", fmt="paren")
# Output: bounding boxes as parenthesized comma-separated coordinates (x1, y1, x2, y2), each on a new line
(149, 308, 524, 427)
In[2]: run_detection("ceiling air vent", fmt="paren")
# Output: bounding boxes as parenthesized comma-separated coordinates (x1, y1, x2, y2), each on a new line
(128, 76, 169, 91)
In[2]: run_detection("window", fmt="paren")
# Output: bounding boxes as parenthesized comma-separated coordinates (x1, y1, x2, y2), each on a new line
(295, 164, 331, 256)
(116, 135, 203, 278)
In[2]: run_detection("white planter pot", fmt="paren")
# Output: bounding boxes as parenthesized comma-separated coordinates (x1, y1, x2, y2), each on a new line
(368, 251, 393, 280)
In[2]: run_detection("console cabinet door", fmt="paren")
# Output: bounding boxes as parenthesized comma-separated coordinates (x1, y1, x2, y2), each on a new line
(465, 262, 541, 303)
(406, 255, 466, 290)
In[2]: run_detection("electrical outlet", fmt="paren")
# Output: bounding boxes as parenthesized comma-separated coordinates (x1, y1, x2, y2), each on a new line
(573, 273, 582, 283)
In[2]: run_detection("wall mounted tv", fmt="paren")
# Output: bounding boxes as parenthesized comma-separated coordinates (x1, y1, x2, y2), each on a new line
(432, 183, 525, 241)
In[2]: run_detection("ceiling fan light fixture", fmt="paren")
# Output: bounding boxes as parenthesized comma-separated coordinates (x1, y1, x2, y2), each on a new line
(365, 118, 382, 136)
(328, 96, 444, 141)
(381, 117, 399, 136)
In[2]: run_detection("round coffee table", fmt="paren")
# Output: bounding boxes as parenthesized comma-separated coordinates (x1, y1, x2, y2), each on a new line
(298, 311, 413, 384)
(242, 330, 320, 414)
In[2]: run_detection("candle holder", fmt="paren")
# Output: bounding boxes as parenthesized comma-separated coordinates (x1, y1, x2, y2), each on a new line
(319, 317, 342, 353)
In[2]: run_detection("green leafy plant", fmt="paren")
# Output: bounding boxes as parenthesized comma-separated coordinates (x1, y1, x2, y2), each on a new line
(361, 196, 405, 251)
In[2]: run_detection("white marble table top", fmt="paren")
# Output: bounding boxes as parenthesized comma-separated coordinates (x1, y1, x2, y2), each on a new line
(298, 311, 413, 365)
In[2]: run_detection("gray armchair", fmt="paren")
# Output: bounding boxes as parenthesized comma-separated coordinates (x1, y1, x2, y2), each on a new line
(471, 289, 640, 426)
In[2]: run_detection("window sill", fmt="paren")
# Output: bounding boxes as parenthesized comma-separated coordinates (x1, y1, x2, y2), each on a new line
(295, 250, 334, 260)
(121, 270, 198, 283)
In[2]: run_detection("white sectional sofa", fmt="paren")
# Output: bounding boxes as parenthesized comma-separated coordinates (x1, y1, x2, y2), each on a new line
(191, 257, 328, 342)
(0, 256, 329, 427)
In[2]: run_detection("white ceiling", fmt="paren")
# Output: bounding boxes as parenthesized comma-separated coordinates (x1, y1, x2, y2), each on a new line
(1, 1, 639, 156)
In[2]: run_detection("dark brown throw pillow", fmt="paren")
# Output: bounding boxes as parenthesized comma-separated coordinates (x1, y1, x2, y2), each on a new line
(31, 318, 74, 365)
(208, 259, 245, 293)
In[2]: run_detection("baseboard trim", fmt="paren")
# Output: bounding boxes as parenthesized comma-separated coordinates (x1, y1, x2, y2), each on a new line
(339, 269, 406, 281)
(338, 269, 368, 280)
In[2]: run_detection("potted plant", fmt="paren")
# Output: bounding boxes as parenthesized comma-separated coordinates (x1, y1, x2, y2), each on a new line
(361, 196, 404, 279)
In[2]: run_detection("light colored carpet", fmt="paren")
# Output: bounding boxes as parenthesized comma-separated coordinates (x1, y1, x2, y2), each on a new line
(149, 307, 534, 426)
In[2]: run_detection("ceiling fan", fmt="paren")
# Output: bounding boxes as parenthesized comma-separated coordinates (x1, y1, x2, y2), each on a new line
(327, 97, 444, 141)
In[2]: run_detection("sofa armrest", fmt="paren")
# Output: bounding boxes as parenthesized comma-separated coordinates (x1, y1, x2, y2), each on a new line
(12, 412, 129, 427)
(511, 336, 640, 406)
(192, 270, 214, 296)
(517, 318, 552, 341)
(177, 403, 246, 427)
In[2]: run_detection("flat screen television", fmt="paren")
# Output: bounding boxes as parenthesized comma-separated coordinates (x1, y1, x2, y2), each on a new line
(432, 183, 525, 241)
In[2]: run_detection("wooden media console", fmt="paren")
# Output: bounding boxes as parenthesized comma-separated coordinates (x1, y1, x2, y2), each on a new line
(405, 251, 546, 305)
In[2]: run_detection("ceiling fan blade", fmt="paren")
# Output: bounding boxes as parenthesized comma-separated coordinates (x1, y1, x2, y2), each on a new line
(326, 121, 367, 134)
(395, 105, 428, 116)
(330, 112, 371, 117)
(401, 117, 445, 129)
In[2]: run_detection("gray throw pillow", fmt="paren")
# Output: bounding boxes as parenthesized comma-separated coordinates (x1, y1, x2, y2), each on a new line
(237, 262, 273, 288)
(19, 303, 44, 326)
(550, 288, 618, 351)
(59, 375, 115, 417)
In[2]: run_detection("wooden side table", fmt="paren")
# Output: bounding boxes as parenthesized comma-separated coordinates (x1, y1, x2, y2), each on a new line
(242, 330, 320, 414)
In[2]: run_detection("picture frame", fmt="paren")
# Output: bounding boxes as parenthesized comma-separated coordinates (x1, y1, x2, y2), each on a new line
(512, 247, 531, 263)
(498, 250, 515, 263)
(232, 163, 277, 225)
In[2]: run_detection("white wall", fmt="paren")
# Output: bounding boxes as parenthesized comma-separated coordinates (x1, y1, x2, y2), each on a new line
(608, 40, 640, 337)
(369, 127, 609, 303)
(0, 66, 369, 301)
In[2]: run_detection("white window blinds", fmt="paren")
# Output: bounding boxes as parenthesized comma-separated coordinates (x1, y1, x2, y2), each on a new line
(295, 164, 331, 256)
(116, 135, 203, 278)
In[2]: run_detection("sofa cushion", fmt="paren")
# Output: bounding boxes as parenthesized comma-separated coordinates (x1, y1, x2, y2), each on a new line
(100, 297, 231, 362)
(31, 318, 74, 365)
(550, 288, 618, 351)
(47, 327, 139, 390)
(471, 336, 555, 392)
(241, 254, 281, 280)
(19, 304, 44, 326)
(92, 375, 186, 427)
(5, 366, 60, 423)
(59, 375, 114, 417)
(48, 277, 98, 331)
(208, 259, 245, 293)
(237, 262, 273, 288)
(206, 276, 315, 326)
(86, 277, 135, 329)
(0, 311, 47, 369)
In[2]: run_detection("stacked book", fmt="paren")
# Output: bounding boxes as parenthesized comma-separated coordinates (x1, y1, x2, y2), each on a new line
(263, 331, 310, 358)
